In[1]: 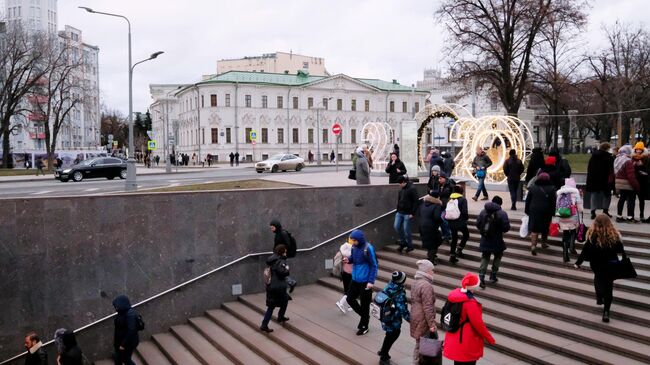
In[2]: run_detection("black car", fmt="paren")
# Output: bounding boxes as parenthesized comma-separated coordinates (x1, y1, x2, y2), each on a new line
(55, 157, 127, 182)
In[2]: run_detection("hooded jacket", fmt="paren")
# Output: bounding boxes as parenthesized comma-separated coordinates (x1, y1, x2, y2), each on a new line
(417, 195, 443, 250)
(113, 295, 140, 350)
(397, 181, 419, 215)
(443, 289, 495, 362)
(270, 220, 291, 250)
(348, 231, 378, 284)
(380, 281, 410, 332)
(476, 202, 510, 253)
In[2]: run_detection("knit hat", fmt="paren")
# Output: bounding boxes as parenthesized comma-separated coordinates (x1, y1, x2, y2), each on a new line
(634, 142, 645, 151)
(461, 273, 480, 293)
(432, 165, 441, 173)
(537, 172, 550, 181)
(416, 259, 435, 271)
(545, 156, 556, 166)
(392, 271, 406, 284)
(564, 178, 576, 188)
(491, 196, 503, 205)
(349, 230, 366, 245)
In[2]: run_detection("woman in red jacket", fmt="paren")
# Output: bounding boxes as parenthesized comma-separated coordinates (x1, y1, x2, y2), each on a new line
(443, 273, 495, 365)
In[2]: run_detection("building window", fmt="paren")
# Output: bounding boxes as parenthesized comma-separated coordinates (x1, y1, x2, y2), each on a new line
(389, 101, 395, 112)
(262, 128, 268, 143)
(365, 100, 370, 112)
(403, 101, 408, 113)
(415, 102, 420, 113)
(351, 99, 357, 111)
(225, 94, 231, 107)
(323, 98, 329, 110)
(245, 95, 251, 108)
(308, 97, 314, 109)
(211, 128, 218, 144)
(210, 94, 217, 107)
(308, 128, 314, 143)
(323, 129, 328, 144)
(262, 95, 268, 108)
(292, 128, 299, 143)
(277, 96, 283, 109)
(337, 99, 343, 111)
(293, 96, 299, 109)
(245, 127, 252, 143)
(302, 61, 309, 69)
(351, 129, 357, 144)
(277, 128, 284, 144)
(226, 128, 232, 143)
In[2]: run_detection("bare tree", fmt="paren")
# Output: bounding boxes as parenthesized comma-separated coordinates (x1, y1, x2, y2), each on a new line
(101, 108, 128, 148)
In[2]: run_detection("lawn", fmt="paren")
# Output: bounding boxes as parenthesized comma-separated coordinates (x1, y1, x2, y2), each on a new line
(144, 179, 303, 192)
(0, 169, 52, 176)
(563, 154, 590, 173)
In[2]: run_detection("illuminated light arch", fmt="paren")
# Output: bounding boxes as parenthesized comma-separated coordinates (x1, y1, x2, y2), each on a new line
(415, 103, 473, 170)
(361, 121, 393, 171)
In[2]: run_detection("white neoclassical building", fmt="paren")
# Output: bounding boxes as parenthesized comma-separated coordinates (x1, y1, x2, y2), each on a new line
(149, 71, 429, 163)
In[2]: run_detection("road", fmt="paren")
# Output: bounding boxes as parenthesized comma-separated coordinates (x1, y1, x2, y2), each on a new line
(0, 165, 342, 199)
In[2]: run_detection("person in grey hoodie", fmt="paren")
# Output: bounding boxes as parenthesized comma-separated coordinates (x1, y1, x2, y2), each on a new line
(355, 147, 371, 185)
(113, 295, 140, 365)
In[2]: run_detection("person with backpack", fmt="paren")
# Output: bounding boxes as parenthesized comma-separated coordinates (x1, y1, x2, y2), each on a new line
(614, 145, 640, 223)
(556, 178, 582, 263)
(442, 273, 496, 365)
(409, 259, 436, 364)
(385, 152, 407, 184)
(270, 219, 297, 258)
(343, 229, 378, 336)
(447, 185, 470, 263)
(503, 149, 525, 210)
(395, 175, 419, 253)
(112, 295, 140, 365)
(377, 271, 410, 364)
(417, 192, 444, 265)
(525, 172, 557, 256)
(335, 240, 354, 314)
(260, 244, 291, 333)
(476, 196, 510, 288)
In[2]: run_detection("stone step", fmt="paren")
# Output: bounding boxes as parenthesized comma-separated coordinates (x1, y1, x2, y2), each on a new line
(169, 324, 236, 365)
(188, 316, 271, 365)
(221, 300, 349, 365)
(135, 340, 173, 365)
(151, 332, 202, 365)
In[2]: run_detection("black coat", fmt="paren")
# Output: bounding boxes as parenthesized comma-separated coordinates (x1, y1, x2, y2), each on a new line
(417, 196, 443, 249)
(266, 254, 290, 307)
(24, 346, 47, 365)
(525, 149, 545, 184)
(385, 160, 407, 184)
(447, 195, 469, 230)
(270, 220, 291, 249)
(443, 156, 455, 177)
(476, 202, 510, 253)
(525, 180, 557, 234)
(541, 165, 563, 191)
(58, 331, 82, 365)
(586, 149, 614, 192)
(113, 295, 140, 350)
(397, 182, 419, 215)
(575, 237, 624, 275)
(635, 158, 650, 200)
(503, 157, 524, 183)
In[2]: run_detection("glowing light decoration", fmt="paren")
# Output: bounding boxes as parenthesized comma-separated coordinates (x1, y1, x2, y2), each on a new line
(361, 122, 393, 171)
(415, 103, 472, 170)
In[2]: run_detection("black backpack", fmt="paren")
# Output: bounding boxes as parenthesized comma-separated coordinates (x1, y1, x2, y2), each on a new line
(285, 230, 297, 258)
(440, 296, 470, 342)
(135, 313, 145, 331)
(479, 211, 499, 236)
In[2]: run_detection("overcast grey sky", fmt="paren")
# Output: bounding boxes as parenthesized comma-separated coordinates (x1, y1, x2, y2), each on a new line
(56, 0, 647, 115)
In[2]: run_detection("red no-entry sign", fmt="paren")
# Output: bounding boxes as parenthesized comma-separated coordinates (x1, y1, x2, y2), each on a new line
(332, 123, 342, 136)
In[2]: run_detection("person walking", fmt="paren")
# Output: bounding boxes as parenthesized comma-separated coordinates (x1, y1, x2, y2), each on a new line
(395, 175, 419, 253)
(614, 145, 640, 223)
(344, 229, 378, 336)
(574, 214, 628, 322)
(556, 178, 582, 262)
(438, 173, 454, 244)
(632, 142, 648, 222)
(443, 273, 496, 365)
(330, 150, 335, 163)
(24, 332, 47, 365)
(417, 191, 444, 265)
(525, 172, 557, 255)
(447, 185, 470, 262)
(308, 150, 314, 164)
(229, 152, 235, 166)
(503, 149, 525, 210)
(525, 147, 545, 185)
(355, 147, 371, 185)
(471, 147, 492, 201)
(410, 259, 436, 364)
(335, 240, 354, 314)
(385, 152, 407, 184)
(428, 149, 445, 176)
(260, 244, 291, 333)
(234, 152, 240, 166)
(549, 147, 572, 180)
(269, 219, 291, 250)
(55, 329, 83, 365)
(586, 143, 615, 219)
(112, 295, 140, 365)
(377, 271, 410, 364)
(35, 158, 45, 176)
(442, 151, 456, 177)
(541, 156, 563, 191)
(476, 196, 510, 287)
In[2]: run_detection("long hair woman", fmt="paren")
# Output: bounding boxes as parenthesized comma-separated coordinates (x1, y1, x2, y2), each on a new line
(574, 214, 626, 322)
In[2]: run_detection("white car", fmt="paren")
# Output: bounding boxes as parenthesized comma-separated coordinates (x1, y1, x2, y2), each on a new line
(256, 154, 305, 173)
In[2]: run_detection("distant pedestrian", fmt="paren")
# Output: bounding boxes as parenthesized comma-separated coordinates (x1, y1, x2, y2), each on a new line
(443, 273, 496, 364)
(417, 191, 443, 265)
(206, 154, 212, 167)
(525, 147, 545, 185)
(155, 155, 160, 166)
(344, 229, 378, 336)
(335, 240, 353, 314)
(503, 149, 525, 210)
(23, 332, 47, 365)
(385, 152, 406, 184)
(354, 147, 370, 185)
(229, 152, 235, 166)
(471, 147, 492, 201)
(632, 142, 649, 222)
(260, 244, 291, 333)
(377, 271, 410, 364)
(556, 178, 582, 262)
(428, 149, 444, 176)
(574, 214, 628, 323)
(409, 259, 436, 364)
(392, 144, 400, 158)
(35, 158, 44, 176)
(270, 219, 291, 250)
(447, 185, 470, 263)
(395, 175, 419, 253)
(234, 152, 240, 166)
(438, 173, 454, 244)
(54, 329, 83, 365)
(476, 196, 510, 287)
(614, 145, 640, 223)
(330, 150, 335, 163)
(586, 143, 614, 219)
(442, 150, 456, 177)
(308, 150, 314, 164)
(112, 295, 140, 365)
(55, 157, 63, 170)
(525, 172, 557, 255)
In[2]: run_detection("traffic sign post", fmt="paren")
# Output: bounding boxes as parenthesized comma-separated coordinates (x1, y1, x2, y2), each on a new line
(332, 123, 342, 172)
(148, 140, 157, 151)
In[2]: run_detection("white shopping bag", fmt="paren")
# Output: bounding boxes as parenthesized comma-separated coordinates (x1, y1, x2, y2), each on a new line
(520, 215, 529, 238)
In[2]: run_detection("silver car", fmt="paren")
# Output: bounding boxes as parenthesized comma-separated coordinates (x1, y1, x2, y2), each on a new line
(256, 153, 305, 173)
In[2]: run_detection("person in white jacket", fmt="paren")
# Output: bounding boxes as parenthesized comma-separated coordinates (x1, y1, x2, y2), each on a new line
(556, 178, 582, 263)
(336, 241, 354, 313)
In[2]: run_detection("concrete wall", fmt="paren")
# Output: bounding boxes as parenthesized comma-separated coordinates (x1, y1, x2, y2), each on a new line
(0, 184, 427, 363)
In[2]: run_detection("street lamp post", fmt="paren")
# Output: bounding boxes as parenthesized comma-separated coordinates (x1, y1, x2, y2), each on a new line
(311, 97, 332, 166)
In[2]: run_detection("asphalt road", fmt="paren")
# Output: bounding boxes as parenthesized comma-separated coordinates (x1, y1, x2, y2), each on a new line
(0, 165, 341, 199)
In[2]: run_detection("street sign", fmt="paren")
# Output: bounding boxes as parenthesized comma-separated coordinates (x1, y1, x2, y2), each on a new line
(148, 140, 157, 150)
(250, 130, 257, 141)
(146, 130, 155, 140)
(332, 123, 342, 136)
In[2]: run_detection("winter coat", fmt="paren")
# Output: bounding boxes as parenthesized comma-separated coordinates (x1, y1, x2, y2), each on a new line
(541, 164, 563, 191)
(634, 157, 650, 200)
(429, 155, 445, 175)
(409, 272, 436, 340)
(476, 202, 510, 253)
(380, 281, 410, 332)
(443, 156, 456, 177)
(339, 242, 353, 274)
(615, 158, 640, 192)
(355, 153, 371, 185)
(396, 181, 419, 215)
(438, 182, 453, 208)
(417, 195, 443, 250)
(270, 220, 291, 250)
(575, 236, 625, 275)
(525, 180, 557, 234)
(348, 242, 378, 284)
(113, 295, 140, 350)
(586, 149, 615, 192)
(446, 192, 469, 230)
(58, 331, 83, 365)
(385, 159, 407, 184)
(525, 150, 545, 184)
(503, 157, 524, 183)
(427, 174, 440, 193)
(471, 152, 492, 170)
(443, 289, 495, 362)
(555, 186, 582, 231)
(24, 342, 47, 365)
(265, 254, 290, 307)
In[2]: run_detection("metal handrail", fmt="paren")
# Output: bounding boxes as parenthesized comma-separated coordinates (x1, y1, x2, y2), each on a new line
(0, 207, 398, 365)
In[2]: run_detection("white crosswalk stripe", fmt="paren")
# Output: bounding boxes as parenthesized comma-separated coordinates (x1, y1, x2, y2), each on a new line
(31, 190, 53, 195)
